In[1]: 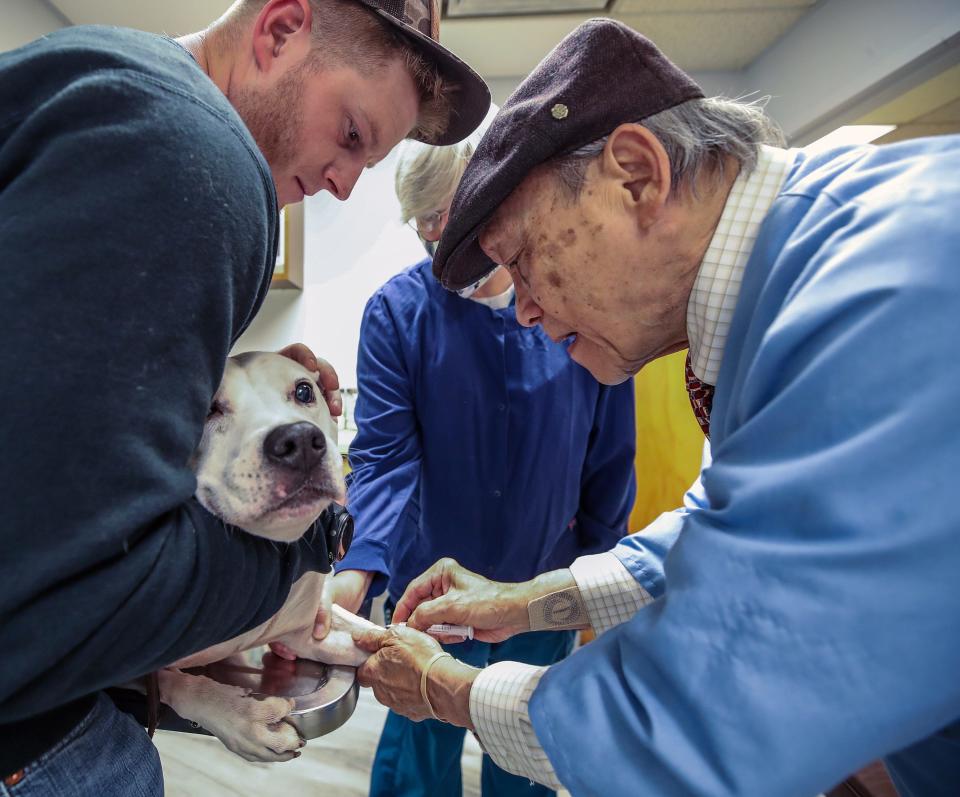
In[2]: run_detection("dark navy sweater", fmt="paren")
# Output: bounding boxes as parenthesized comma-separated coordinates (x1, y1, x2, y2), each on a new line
(0, 26, 321, 772)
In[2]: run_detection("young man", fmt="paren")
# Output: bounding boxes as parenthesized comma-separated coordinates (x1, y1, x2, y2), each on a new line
(354, 19, 960, 797)
(333, 129, 636, 797)
(0, 1, 488, 793)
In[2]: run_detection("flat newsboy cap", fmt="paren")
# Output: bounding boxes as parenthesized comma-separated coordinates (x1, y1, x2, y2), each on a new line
(355, 0, 490, 146)
(432, 18, 703, 290)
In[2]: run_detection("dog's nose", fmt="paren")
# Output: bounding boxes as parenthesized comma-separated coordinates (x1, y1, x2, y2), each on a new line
(263, 422, 327, 471)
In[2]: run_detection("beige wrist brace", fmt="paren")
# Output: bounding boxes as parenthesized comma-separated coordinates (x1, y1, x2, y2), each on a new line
(527, 586, 588, 631)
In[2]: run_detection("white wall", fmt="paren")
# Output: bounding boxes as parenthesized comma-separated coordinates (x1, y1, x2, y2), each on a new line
(741, 0, 960, 143)
(1, 0, 67, 51)
(232, 149, 426, 390)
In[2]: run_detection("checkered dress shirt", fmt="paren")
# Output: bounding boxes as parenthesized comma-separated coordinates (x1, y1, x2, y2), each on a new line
(468, 145, 798, 788)
(687, 145, 797, 384)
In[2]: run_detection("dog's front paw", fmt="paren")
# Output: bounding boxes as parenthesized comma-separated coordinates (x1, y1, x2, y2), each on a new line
(217, 689, 305, 763)
(165, 672, 305, 763)
(270, 604, 377, 666)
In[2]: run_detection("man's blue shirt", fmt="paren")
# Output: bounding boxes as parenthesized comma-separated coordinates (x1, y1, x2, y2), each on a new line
(341, 259, 637, 601)
(530, 137, 960, 797)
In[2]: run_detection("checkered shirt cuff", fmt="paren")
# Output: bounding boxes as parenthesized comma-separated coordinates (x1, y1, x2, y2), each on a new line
(570, 552, 654, 636)
(469, 661, 563, 790)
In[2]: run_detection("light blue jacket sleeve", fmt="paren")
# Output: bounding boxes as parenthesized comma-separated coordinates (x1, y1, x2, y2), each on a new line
(574, 381, 638, 552)
(529, 174, 960, 796)
(340, 291, 421, 597)
(613, 444, 710, 599)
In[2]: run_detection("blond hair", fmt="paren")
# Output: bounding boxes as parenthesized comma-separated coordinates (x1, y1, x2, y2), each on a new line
(394, 138, 474, 224)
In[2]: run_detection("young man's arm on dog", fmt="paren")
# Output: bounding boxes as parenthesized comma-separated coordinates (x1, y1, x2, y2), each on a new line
(0, 59, 329, 723)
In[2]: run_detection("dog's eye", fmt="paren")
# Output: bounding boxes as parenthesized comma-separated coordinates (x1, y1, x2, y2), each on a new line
(294, 382, 315, 404)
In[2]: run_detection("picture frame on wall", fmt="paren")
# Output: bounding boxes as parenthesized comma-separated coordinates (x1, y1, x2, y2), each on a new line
(272, 202, 304, 290)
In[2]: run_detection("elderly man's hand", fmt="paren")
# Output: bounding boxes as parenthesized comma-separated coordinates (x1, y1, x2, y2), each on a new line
(394, 559, 587, 643)
(277, 342, 342, 418)
(392, 558, 532, 643)
(354, 624, 478, 728)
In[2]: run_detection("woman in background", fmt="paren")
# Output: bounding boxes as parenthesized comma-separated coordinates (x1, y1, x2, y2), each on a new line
(331, 117, 639, 797)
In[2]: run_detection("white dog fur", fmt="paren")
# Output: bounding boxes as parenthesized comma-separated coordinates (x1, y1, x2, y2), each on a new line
(156, 352, 377, 762)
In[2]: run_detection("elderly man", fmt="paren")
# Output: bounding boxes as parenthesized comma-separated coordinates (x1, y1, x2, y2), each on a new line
(0, 0, 487, 793)
(335, 122, 636, 797)
(353, 18, 960, 797)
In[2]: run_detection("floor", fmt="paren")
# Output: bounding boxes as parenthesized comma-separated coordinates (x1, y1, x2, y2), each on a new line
(156, 594, 571, 797)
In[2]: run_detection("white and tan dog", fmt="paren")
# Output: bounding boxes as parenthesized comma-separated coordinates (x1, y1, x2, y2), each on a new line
(153, 352, 375, 762)
(193, 350, 346, 541)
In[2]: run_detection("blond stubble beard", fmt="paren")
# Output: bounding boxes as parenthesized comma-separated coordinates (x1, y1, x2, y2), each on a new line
(229, 62, 307, 179)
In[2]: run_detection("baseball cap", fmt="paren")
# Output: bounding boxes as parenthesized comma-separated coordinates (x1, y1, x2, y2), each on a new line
(355, 0, 491, 145)
(432, 18, 703, 290)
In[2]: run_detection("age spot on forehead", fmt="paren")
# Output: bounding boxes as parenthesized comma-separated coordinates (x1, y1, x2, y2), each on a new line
(559, 227, 576, 246)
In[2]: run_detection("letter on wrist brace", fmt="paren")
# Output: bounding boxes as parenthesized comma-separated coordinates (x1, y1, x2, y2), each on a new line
(527, 586, 588, 631)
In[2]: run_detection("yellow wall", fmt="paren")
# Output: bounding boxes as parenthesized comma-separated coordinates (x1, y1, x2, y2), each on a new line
(629, 350, 705, 531)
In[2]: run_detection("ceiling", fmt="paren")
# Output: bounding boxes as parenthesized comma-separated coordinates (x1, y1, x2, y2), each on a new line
(47, 0, 819, 77)
(43, 0, 958, 144)
(862, 63, 960, 145)
(442, 0, 818, 77)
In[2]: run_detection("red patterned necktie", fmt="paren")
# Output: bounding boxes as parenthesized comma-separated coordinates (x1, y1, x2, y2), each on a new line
(685, 352, 715, 439)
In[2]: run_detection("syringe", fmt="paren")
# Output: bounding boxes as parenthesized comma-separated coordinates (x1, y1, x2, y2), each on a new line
(425, 623, 474, 640)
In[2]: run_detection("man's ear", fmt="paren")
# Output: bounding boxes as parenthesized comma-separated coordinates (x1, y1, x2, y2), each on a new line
(251, 0, 313, 74)
(600, 123, 671, 226)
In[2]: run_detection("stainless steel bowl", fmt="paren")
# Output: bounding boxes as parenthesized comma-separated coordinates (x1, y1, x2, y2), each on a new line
(187, 646, 358, 739)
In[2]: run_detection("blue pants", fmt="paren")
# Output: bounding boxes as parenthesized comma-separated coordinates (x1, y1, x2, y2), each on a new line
(369, 627, 575, 797)
(1, 692, 162, 797)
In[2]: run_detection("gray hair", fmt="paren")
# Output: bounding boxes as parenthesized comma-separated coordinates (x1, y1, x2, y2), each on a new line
(394, 138, 475, 224)
(552, 96, 786, 199)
